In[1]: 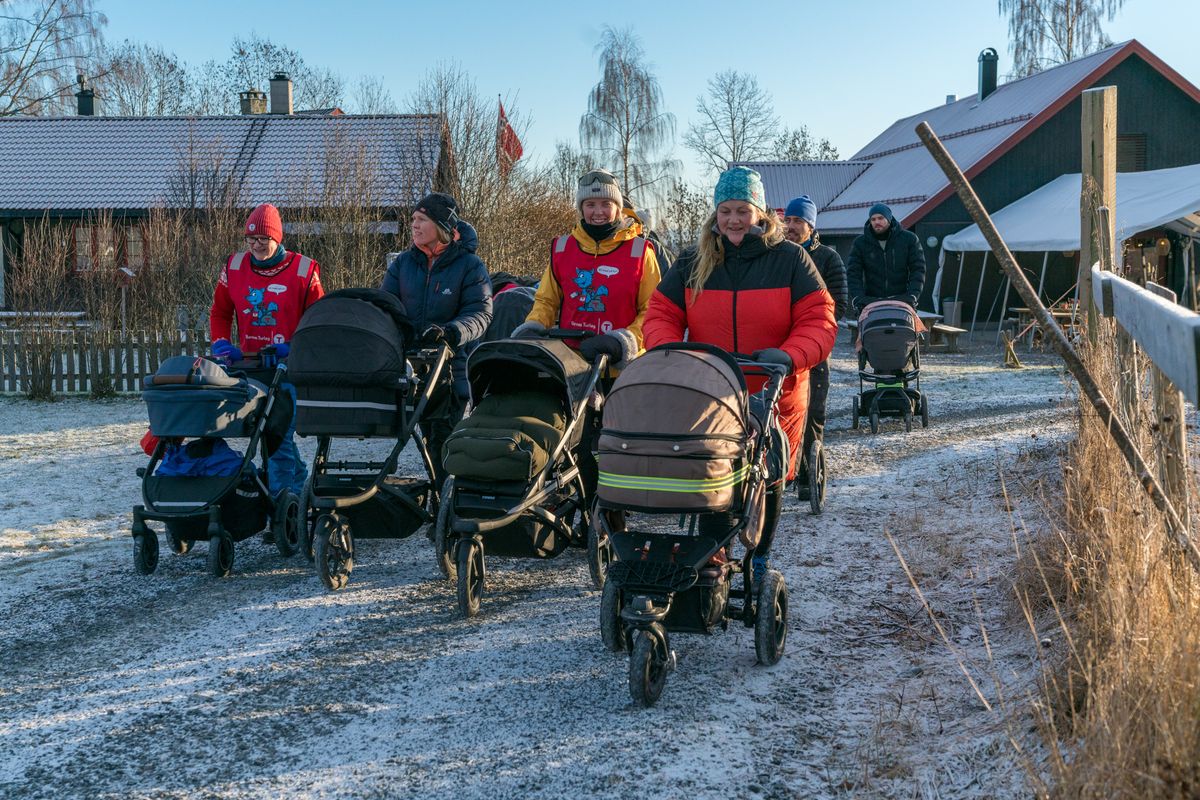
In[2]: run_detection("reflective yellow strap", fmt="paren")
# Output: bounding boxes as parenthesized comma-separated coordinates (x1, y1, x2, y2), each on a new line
(597, 465, 748, 493)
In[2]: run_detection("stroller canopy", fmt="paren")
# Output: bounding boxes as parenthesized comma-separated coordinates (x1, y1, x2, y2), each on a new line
(289, 288, 410, 388)
(467, 339, 593, 417)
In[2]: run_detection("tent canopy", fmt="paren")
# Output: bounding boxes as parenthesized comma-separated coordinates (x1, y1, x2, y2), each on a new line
(943, 162, 1200, 252)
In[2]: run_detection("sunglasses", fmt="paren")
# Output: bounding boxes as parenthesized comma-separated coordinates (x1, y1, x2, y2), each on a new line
(578, 170, 618, 187)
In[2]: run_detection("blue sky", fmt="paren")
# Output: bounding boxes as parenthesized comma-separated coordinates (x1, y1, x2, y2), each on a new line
(98, 0, 1195, 183)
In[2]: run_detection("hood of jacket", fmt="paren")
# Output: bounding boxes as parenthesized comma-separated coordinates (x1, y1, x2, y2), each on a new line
(456, 220, 479, 254)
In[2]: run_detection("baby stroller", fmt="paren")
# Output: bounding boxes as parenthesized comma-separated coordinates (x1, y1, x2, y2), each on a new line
(852, 300, 929, 434)
(288, 288, 451, 591)
(594, 343, 790, 707)
(133, 355, 300, 577)
(434, 330, 608, 617)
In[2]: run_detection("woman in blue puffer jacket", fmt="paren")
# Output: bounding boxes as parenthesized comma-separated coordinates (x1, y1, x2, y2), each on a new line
(381, 192, 492, 485)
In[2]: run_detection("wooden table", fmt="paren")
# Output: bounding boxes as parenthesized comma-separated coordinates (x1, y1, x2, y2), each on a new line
(1008, 306, 1079, 345)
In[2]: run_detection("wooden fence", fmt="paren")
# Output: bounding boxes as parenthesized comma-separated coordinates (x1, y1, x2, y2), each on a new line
(0, 329, 211, 395)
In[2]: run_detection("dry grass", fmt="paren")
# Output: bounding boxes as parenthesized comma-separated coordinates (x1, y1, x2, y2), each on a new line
(1017, 327, 1200, 798)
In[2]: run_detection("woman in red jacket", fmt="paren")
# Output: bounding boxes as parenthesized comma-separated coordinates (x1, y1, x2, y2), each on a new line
(642, 166, 837, 578)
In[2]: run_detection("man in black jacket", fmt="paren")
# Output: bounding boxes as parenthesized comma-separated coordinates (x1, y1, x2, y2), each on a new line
(784, 195, 847, 490)
(845, 202, 926, 316)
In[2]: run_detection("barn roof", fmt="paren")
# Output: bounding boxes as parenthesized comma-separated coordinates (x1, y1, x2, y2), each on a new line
(753, 40, 1200, 236)
(0, 113, 446, 214)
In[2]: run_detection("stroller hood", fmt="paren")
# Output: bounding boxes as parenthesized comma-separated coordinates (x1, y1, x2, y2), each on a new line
(289, 288, 410, 388)
(466, 338, 593, 416)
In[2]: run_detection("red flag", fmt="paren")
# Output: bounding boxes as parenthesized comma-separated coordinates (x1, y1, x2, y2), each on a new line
(497, 100, 523, 177)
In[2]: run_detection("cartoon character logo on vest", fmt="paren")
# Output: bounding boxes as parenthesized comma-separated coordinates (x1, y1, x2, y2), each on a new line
(244, 287, 279, 326)
(570, 267, 608, 313)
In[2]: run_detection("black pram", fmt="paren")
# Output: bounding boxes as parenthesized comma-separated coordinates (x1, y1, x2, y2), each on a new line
(133, 355, 300, 577)
(852, 300, 929, 434)
(288, 288, 451, 591)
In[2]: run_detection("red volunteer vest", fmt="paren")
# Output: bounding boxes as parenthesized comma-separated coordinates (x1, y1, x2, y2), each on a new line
(219, 250, 321, 353)
(550, 234, 647, 335)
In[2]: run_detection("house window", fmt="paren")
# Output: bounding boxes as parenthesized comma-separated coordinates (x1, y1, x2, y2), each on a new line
(1117, 134, 1147, 172)
(74, 225, 92, 270)
(73, 224, 120, 271)
(125, 227, 145, 269)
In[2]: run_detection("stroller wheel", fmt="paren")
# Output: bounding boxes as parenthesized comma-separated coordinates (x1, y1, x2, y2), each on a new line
(133, 532, 159, 575)
(755, 569, 788, 666)
(808, 442, 825, 516)
(869, 410, 880, 435)
(207, 533, 234, 578)
(272, 491, 301, 558)
(456, 538, 485, 618)
(629, 626, 671, 707)
(903, 408, 913, 433)
(165, 522, 191, 555)
(600, 579, 627, 653)
(315, 514, 354, 591)
(851, 398, 860, 430)
(920, 395, 930, 428)
(434, 479, 456, 580)
(587, 502, 618, 590)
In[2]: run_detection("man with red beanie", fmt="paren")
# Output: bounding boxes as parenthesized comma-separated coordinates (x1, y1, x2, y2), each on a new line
(210, 203, 325, 499)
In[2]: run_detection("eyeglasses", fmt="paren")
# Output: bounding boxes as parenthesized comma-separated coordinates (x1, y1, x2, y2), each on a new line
(578, 170, 619, 187)
(244, 236, 272, 246)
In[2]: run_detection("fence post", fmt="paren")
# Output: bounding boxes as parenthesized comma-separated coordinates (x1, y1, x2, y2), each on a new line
(1146, 282, 1191, 533)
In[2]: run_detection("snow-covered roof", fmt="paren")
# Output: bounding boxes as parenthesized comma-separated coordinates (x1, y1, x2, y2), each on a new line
(730, 161, 870, 214)
(762, 40, 1200, 236)
(0, 113, 445, 213)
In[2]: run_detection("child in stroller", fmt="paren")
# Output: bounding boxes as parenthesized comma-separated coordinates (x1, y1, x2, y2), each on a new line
(434, 330, 610, 617)
(852, 300, 929, 434)
(133, 354, 300, 577)
(593, 343, 791, 706)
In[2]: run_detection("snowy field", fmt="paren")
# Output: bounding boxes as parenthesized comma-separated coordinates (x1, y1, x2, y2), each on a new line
(0, 335, 1075, 799)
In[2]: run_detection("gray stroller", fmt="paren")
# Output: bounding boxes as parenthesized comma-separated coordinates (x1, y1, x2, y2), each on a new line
(852, 300, 929, 434)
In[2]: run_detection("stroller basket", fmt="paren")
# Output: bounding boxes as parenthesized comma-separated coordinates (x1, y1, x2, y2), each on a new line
(143, 356, 266, 438)
(608, 560, 699, 593)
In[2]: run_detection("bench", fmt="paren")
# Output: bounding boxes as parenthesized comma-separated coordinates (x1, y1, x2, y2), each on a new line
(928, 323, 966, 353)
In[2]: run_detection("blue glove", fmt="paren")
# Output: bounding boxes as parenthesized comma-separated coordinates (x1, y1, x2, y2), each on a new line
(211, 338, 242, 363)
(259, 342, 289, 368)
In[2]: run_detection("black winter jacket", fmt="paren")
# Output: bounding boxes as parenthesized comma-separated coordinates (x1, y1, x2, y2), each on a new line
(381, 222, 492, 398)
(845, 216, 926, 314)
(804, 234, 848, 321)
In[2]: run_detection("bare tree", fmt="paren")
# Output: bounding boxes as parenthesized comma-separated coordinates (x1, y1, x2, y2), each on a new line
(999, 0, 1126, 77)
(549, 140, 596, 197)
(771, 126, 840, 161)
(0, 0, 106, 115)
(579, 26, 676, 205)
(95, 40, 191, 116)
(223, 34, 343, 110)
(352, 74, 397, 114)
(658, 177, 711, 254)
(683, 70, 779, 174)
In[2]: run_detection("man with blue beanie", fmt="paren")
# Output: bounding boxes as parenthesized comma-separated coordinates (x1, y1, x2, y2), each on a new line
(783, 195, 847, 495)
(845, 202, 926, 316)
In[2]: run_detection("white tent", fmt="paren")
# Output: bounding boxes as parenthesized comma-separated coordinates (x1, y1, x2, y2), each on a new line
(934, 163, 1200, 330)
(943, 163, 1200, 252)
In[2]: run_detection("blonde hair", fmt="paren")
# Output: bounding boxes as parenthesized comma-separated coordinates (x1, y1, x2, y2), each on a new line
(434, 225, 453, 245)
(687, 207, 785, 298)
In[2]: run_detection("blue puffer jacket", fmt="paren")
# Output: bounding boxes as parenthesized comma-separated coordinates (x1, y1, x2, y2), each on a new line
(381, 221, 493, 398)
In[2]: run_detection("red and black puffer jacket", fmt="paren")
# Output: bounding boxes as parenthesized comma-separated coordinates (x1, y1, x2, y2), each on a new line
(642, 233, 838, 476)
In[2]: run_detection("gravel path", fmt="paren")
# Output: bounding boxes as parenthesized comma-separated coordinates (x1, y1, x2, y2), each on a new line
(0, 338, 1073, 799)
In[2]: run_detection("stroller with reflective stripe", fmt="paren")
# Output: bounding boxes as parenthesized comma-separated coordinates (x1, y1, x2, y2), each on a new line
(593, 343, 790, 707)
(288, 288, 451, 590)
(852, 300, 929, 434)
(433, 330, 609, 617)
(133, 355, 300, 577)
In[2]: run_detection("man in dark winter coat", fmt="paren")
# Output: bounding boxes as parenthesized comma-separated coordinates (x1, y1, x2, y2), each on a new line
(845, 202, 926, 315)
(784, 195, 847, 488)
(382, 193, 492, 483)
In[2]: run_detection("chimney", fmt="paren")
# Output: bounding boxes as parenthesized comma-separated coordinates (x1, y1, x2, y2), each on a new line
(945, 94, 957, 105)
(978, 48, 999, 101)
(269, 72, 293, 115)
(75, 73, 96, 116)
(239, 89, 267, 115)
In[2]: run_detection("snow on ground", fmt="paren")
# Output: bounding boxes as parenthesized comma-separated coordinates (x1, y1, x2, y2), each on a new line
(0, 335, 1073, 799)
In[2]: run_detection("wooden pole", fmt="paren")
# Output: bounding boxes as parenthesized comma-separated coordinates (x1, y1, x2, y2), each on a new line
(1146, 282, 1191, 534)
(916, 121, 1200, 572)
(1080, 86, 1117, 335)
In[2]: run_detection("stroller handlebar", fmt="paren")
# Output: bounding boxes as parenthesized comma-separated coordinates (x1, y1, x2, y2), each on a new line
(544, 328, 595, 340)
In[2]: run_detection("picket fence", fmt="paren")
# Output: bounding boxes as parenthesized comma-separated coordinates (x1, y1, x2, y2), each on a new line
(0, 329, 212, 395)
